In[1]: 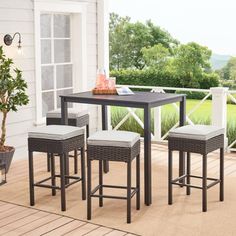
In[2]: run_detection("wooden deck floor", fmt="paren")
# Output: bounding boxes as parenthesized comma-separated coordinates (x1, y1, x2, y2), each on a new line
(0, 201, 136, 235)
(0, 143, 236, 236)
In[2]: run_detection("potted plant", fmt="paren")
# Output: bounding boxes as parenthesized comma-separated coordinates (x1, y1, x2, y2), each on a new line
(0, 46, 29, 173)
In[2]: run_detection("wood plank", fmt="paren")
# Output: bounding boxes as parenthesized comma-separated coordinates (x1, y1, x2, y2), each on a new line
(23, 216, 73, 236)
(43, 220, 86, 236)
(0, 205, 26, 219)
(0, 211, 49, 234)
(105, 230, 128, 236)
(85, 226, 113, 236)
(64, 223, 99, 236)
(5, 212, 61, 236)
(0, 208, 38, 227)
(0, 203, 17, 213)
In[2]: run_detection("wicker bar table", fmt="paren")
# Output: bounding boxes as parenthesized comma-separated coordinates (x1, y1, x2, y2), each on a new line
(60, 91, 186, 206)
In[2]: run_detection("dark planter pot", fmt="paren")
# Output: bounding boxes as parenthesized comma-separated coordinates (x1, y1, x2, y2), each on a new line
(0, 146, 15, 173)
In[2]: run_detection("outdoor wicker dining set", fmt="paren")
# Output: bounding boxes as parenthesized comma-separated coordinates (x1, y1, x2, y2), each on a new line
(28, 91, 225, 223)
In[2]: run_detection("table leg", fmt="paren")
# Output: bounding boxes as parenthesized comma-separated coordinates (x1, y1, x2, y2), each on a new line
(61, 97, 68, 125)
(61, 97, 70, 182)
(102, 105, 109, 173)
(179, 96, 186, 185)
(144, 106, 152, 206)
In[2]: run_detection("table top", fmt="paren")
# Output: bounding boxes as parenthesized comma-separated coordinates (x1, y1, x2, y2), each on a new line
(61, 91, 185, 108)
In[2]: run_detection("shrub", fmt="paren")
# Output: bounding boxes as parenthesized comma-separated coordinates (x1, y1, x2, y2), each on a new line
(111, 69, 219, 90)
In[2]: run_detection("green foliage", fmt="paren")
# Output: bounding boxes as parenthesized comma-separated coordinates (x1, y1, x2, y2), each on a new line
(218, 57, 236, 81)
(220, 80, 236, 90)
(111, 69, 219, 90)
(109, 13, 178, 70)
(0, 46, 29, 150)
(141, 44, 171, 69)
(110, 13, 219, 89)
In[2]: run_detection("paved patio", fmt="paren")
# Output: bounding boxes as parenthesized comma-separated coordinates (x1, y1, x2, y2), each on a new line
(0, 143, 236, 236)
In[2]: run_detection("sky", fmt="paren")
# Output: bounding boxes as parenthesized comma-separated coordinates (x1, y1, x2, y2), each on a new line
(109, 0, 236, 56)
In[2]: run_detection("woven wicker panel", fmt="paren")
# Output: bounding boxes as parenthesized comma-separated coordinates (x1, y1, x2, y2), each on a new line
(46, 114, 89, 128)
(87, 140, 140, 163)
(76, 114, 89, 127)
(168, 134, 224, 155)
(46, 118, 77, 126)
(28, 135, 84, 154)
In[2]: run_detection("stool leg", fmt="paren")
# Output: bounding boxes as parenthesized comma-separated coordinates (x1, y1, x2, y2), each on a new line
(86, 124, 89, 139)
(103, 161, 109, 173)
(74, 149, 78, 174)
(51, 153, 56, 196)
(220, 148, 224, 201)
(47, 153, 51, 172)
(136, 154, 140, 210)
(202, 154, 207, 212)
(168, 149, 173, 205)
(127, 161, 132, 224)
(28, 151, 35, 206)
(81, 147, 86, 200)
(179, 151, 185, 186)
(186, 152, 191, 195)
(87, 159, 92, 220)
(65, 153, 69, 185)
(99, 160, 103, 207)
(60, 154, 66, 211)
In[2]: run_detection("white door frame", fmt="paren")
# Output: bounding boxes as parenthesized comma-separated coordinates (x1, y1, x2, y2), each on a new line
(34, 0, 87, 125)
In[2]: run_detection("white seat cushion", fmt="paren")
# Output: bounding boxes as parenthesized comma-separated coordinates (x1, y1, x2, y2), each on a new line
(88, 131, 140, 148)
(28, 125, 84, 140)
(169, 125, 224, 141)
(46, 108, 88, 119)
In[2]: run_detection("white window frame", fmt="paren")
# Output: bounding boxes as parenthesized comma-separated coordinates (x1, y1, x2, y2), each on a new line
(34, 0, 87, 125)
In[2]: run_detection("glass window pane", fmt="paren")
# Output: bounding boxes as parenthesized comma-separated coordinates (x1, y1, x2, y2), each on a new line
(41, 66, 54, 90)
(54, 14, 70, 38)
(40, 14, 51, 38)
(41, 39, 51, 64)
(57, 89, 73, 109)
(42, 91, 54, 117)
(56, 64, 72, 89)
(54, 39, 71, 63)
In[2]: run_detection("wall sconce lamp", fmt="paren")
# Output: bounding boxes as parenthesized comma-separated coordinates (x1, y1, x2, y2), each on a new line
(3, 32, 22, 54)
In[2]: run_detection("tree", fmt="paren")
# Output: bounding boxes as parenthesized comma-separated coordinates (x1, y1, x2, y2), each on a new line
(109, 13, 131, 70)
(170, 42, 213, 87)
(109, 13, 178, 70)
(141, 44, 170, 69)
(219, 57, 236, 81)
(0, 46, 29, 151)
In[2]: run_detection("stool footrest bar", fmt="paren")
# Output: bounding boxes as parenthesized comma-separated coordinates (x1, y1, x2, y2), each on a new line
(90, 184, 138, 200)
(34, 175, 82, 190)
(171, 175, 221, 190)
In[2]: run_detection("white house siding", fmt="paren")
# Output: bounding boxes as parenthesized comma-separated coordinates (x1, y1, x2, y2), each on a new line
(0, 0, 100, 159)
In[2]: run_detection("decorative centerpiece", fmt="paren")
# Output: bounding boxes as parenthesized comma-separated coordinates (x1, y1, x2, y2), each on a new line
(0, 46, 29, 175)
(92, 69, 117, 95)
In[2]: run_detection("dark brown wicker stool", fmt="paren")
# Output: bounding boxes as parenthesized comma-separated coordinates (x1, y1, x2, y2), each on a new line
(168, 125, 225, 212)
(46, 109, 89, 174)
(87, 130, 141, 223)
(28, 125, 86, 211)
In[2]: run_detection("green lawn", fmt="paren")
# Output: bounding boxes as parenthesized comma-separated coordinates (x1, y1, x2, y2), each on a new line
(162, 99, 236, 122)
(110, 99, 236, 145)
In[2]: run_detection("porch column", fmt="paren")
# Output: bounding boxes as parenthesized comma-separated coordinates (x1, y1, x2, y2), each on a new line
(210, 87, 229, 146)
